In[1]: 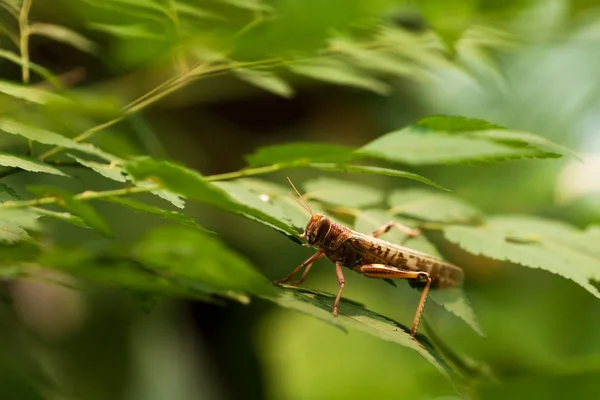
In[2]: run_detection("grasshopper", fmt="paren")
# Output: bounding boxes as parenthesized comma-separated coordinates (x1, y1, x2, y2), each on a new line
(276, 178, 464, 337)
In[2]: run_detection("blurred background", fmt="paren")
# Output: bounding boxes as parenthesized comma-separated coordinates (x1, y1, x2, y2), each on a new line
(2, 0, 600, 399)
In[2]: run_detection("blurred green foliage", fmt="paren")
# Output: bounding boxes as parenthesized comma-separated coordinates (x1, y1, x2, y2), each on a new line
(1, 0, 600, 399)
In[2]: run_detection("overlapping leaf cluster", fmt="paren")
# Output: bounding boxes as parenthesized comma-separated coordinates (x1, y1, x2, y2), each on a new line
(0, 0, 590, 378)
(0, 110, 580, 375)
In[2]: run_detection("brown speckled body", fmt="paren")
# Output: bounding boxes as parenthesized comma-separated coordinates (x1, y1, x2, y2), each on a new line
(302, 214, 463, 289)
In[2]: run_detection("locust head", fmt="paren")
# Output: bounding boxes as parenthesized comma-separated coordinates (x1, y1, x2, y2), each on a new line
(286, 177, 334, 247)
(301, 213, 332, 246)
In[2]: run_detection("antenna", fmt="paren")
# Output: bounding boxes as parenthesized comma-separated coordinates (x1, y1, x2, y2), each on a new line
(289, 193, 311, 215)
(287, 177, 313, 216)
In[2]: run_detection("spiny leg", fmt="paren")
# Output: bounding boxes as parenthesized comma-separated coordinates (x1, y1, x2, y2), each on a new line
(371, 221, 421, 239)
(290, 253, 323, 285)
(276, 250, 324, 286)
(332, 261, 345, 317)
(412, 273, 431, 337)
(353, 264, 431, 336)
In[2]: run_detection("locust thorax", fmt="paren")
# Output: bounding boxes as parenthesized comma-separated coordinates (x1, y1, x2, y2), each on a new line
(302, 214, 332, 246)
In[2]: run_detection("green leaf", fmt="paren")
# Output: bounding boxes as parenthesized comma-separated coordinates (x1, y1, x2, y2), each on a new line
(214, 180, 305, 230)
(245, 142, 356, 167)
(125, 159, 239, 202)
(34, 208, 88, 228)
(388, 189, 482, 224)
(331, 37, 424, 79)
(427, 287, 485, 338)
(29, 23, 98, 55)
(444, 216, 600, 299)
(70, 155, 127, 182)
(124, 158, 299, 238)
(0, 153, 67, 176)
(174, 2, 220, 20)
(45, 232, 255, 305)
(38, 247, 219, 303)
(413, 115, 504, 131)
(469, 130, 580, 161)
(307, 164, 448, 190)
(234, 68, 294, 98)
(357, 115, 564, 165)
(220, 178, 309, 229)
(81, 0, 166, 22)
(85, 0, 168, 13)
(0, 80, 68, 104)
(584, 226, 600, 246)
(88, 22, 166, 40)
(0, 209, 41, 244)
(214, 0, 271, 11)
(102, 197, 209, 231)
(132, 225, 276, 298)
(354, 209, 439, 255)
(0, 119, 118, 161)
(27, 186, 112, 237)
(354, 209, 484, 336)
(223, 178, 356, 228)
(303, 177, 384, 208)
(70, 155, 184, 208)
(0, 183, 19, 202)
(289, 58, 390, 94)
(133, 180, 186, 209)
(263, 286, 450, 377)
(244, 144, 445, 189)
(377, 28, 452, 70)
(359, 131, 557, 165)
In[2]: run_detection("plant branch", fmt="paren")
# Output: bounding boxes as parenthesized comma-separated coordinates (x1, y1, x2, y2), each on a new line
(205, 164, 285, 182)
(37, 117, 125, 161)
(18, 0, 34, 155)
(6, 38, 396, 168)
(0, 184, 161, 209)
(18, 0, 32, 84)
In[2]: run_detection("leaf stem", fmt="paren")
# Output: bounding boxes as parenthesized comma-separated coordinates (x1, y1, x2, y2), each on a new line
(18, 0, 32, 84)
(5, 39, 397, 168)
(123, 66, 194, 112)
(123, 60, 279, 114)
(18, 0, 33, 155)
(166, 0, 189, 73)
(205, 164, 284, 182)
(41, 58, 284, 158)
(0, 184, 160, 209)
(38, 116, 125, 161)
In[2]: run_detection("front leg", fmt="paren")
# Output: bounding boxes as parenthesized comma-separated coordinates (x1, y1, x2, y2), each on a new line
(276, 250, 324, 286)
(354, 264, 431, 336)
